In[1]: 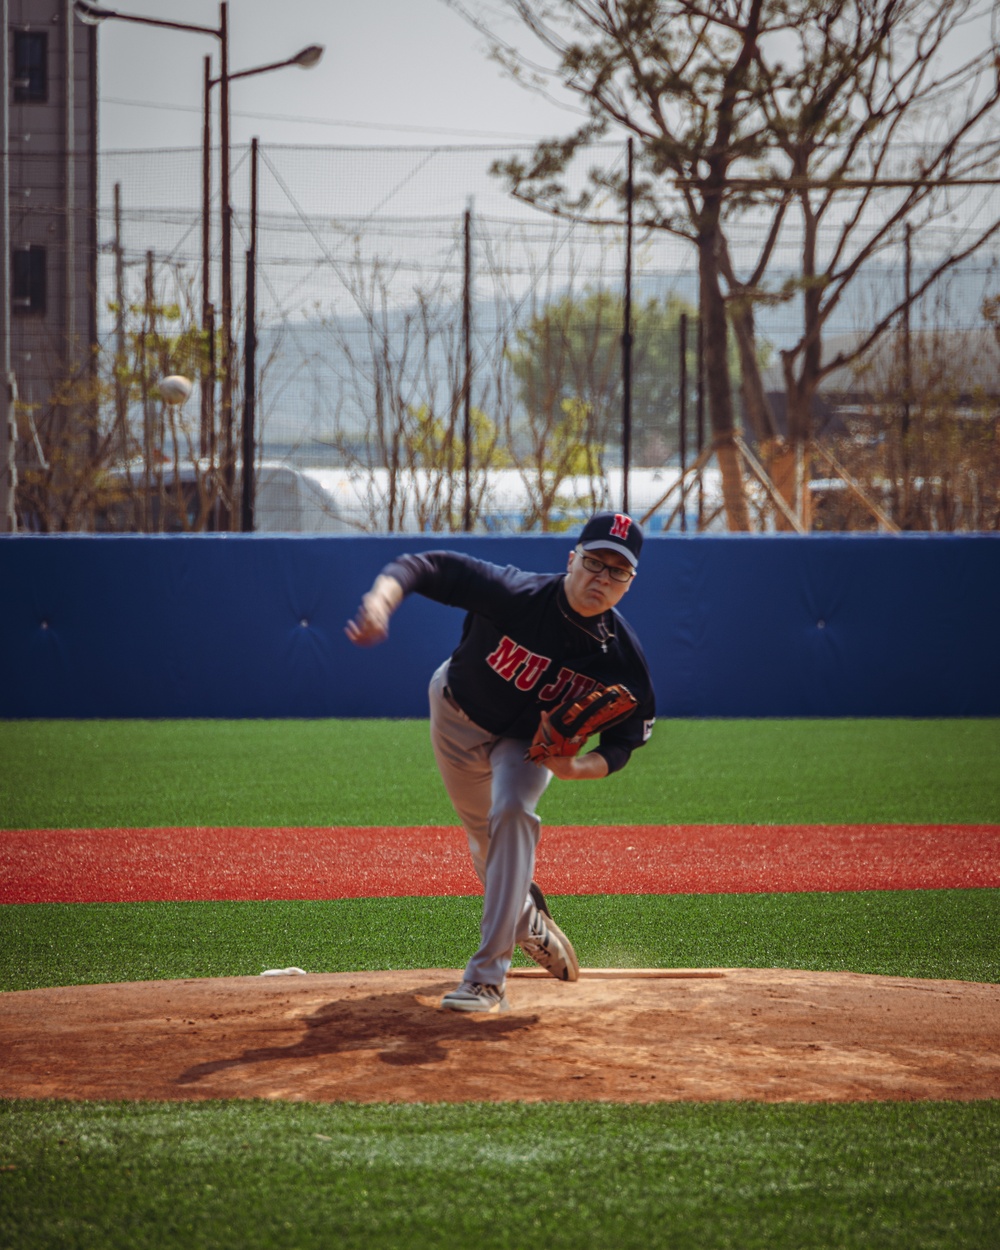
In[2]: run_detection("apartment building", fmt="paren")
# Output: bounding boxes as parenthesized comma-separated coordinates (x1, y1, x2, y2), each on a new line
(4, 0, 98, 527)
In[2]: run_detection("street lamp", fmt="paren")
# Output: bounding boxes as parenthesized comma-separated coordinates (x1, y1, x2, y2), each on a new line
(73, 3, 323, 529)
(228, 45, 324, 82)
(202, 45, 324, 530)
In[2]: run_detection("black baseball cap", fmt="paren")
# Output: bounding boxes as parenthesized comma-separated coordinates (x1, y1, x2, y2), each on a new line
(578, 511, 643, 568)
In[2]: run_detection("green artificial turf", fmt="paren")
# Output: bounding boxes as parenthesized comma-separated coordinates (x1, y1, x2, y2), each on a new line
(2, 717, 999, 828)
(2, 716, 997, 1250)
(1, 889, 996, 993)
(1, 1100, 997, 1250)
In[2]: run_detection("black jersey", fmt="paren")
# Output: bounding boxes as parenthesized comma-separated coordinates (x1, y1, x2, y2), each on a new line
(383, 550, 656, 774)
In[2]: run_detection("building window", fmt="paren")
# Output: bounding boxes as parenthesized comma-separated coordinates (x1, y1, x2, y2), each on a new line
(13, 31, 47, 103)
(12, 246, 46, 314)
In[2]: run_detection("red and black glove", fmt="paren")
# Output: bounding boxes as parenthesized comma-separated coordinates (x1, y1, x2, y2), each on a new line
(525, 683, 638, 763)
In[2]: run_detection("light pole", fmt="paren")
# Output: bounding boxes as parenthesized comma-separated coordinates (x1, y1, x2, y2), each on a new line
(73, 2, 322, 529)
(201, 43, 323, 527)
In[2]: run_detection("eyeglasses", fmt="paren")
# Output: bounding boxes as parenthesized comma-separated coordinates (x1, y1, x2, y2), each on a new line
(578, 552, 634, 583)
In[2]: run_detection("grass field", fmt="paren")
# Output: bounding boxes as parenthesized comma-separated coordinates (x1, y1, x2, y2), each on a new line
(1, 717, 998, 1249)
(3, 890, 998, 992)
(3, 717, 998, 827)
(3, 1101, 998, 1250)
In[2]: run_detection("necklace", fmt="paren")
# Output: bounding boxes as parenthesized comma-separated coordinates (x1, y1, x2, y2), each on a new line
(558, 588, 613, 652)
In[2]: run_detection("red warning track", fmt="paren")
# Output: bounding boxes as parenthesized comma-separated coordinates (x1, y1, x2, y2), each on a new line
(2, 824, 998, 904)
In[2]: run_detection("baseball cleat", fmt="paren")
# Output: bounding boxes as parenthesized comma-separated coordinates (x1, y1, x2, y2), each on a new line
(520, 881, 580, 982)
(440, 981, 510, 1013)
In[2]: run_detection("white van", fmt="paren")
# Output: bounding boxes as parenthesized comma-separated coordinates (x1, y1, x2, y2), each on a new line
(94, 461, 355, 533)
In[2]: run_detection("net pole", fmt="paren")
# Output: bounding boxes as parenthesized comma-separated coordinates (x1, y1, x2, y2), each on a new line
(621, 138, 634, 514)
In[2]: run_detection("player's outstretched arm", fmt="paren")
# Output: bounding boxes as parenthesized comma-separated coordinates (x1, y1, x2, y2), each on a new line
(345, 574, 404, 647)
(542, 752, 610, 780)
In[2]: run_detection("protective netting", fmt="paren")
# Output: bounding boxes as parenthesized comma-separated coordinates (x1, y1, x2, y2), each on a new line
(17, 141, 1000, 532)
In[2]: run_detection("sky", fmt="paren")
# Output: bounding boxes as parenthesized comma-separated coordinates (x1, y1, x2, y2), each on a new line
(91, 0, 586, 151)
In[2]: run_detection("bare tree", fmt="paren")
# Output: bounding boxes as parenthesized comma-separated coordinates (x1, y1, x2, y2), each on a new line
(448, 0, 1000, 529)
(816, 310, 1000, 531)
(449, 0, 787, 529)
(318, 251, 507, 532)
(750, 0, 1000, 524)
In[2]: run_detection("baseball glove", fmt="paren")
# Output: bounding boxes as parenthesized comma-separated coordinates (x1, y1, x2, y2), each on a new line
(525, 683, 638, 763)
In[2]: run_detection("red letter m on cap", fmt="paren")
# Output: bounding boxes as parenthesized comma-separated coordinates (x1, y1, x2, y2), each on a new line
(610, 513, 632, 540)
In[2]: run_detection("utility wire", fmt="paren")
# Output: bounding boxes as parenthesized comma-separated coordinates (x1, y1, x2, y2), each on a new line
(99, 95, 564, 142)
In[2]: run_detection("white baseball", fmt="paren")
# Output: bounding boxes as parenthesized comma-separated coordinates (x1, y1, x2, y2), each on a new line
(160, 375, 193, 405)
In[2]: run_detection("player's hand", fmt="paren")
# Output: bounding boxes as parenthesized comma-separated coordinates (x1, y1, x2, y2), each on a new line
(344, 597, 389, 646)
(540, 752, 609, 780)
(345, 576, 403, 647)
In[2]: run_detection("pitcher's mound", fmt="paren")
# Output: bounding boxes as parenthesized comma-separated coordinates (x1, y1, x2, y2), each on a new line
(2, 967, 997, 1104)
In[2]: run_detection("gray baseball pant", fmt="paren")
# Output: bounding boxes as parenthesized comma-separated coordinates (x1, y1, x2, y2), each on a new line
(428, 659, 553, 987)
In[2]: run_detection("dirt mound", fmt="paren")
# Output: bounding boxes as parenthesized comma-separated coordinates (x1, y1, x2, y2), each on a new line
(2, 967, 997, 1103)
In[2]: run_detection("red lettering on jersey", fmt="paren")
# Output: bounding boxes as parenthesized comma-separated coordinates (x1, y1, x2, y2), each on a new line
(486, 636, 551, 689)
(539, 666, 573, 702)
(515, 653, 551, 691)
(610, 513, 632, 540)
(565, 673, 598, 703)
(539, 668, 598, 703)
(487, 637, 530, 680)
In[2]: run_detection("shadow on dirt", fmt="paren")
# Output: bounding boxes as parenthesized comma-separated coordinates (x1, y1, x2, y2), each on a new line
(176, 981, 539, 1085)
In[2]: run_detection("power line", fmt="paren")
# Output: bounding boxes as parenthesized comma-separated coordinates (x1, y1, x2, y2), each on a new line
(98, 96, 560, 142)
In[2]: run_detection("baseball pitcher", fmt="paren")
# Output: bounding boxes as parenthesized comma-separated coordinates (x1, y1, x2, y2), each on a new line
(346, 512, 656, 1013)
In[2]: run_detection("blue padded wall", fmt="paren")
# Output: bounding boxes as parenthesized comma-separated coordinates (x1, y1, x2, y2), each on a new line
(1, 533, 997, 718)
